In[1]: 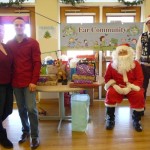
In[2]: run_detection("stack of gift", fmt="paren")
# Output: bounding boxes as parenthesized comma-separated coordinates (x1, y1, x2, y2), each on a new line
(38, 56, 58, 86)
(37, 74, 57, 86)
(72, 60, 96, 84)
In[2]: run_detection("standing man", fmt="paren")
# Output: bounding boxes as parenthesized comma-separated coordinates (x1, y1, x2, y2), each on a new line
(136, 16, 150, 100)
(7, 17, 41, 149)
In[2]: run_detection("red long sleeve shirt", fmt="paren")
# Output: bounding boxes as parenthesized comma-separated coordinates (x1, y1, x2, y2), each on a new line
(7, 37, 41, 88)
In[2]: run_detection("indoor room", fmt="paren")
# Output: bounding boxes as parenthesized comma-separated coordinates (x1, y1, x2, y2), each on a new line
(0, 0, 150, 149)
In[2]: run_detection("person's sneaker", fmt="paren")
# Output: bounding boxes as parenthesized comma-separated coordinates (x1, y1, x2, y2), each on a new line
(18, 133, 30, 144)
(30, 138, 40, 149)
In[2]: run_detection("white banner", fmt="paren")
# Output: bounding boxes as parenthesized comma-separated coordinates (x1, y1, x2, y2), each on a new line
(60, 23, 144, 51)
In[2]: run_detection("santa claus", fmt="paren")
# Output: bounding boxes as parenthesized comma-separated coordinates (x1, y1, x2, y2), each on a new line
(104, 44, 145, 132)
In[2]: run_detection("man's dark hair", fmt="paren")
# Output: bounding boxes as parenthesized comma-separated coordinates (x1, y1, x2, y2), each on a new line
(13, 17, 25, 23)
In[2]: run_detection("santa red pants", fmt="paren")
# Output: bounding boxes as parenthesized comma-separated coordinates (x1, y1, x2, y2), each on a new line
(105, 87, 145, 109)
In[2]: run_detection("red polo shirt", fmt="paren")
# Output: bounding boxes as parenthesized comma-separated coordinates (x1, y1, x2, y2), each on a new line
(7, 37, 41, 88)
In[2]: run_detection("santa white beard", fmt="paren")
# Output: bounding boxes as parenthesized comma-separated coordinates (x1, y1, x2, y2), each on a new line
(112, 54, 135, 74)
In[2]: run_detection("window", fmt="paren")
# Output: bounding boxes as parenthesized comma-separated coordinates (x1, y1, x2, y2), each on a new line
(0, 14, 31, 43)
(4, 24, 30, 43)
(102, 6, 141, 23)
(0, 7, 36, 39)
(106, 13, 135, 23)
(60, 7, 99, 58)
(66, 15, 94, 23)
(66, 13, 95, 58)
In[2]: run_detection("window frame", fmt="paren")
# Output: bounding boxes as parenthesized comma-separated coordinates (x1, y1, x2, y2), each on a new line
(0, 7, 36, 39)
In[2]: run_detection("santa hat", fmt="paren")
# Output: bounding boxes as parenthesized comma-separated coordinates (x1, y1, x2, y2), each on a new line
(115, 43, 132, 55)
(145, 15, 150, 24)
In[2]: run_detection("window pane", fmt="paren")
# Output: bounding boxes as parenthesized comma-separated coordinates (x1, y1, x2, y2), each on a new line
(3, 24, 31, 43)
(67, 16, 94, 23)
(107, 16, 135, 23)
(67, 50, 94, 58)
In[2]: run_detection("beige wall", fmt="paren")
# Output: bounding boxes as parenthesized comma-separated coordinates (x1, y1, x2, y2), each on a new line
(142, 0, 150, 32)
(143, 0, 150, 20)
(35, 0, 59, 62)
(35, 0, 59, 99)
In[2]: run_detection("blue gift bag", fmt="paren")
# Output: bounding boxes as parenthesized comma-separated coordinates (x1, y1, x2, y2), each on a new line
(71, 93, 90, 132)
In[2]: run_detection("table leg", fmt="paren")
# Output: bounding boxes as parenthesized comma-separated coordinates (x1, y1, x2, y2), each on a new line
(57, 92, 65, 132)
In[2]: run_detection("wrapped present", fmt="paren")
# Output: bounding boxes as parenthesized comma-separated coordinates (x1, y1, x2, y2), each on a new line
(37, 80, 57, 86)
(71, 93, 90, 132)
(44, 80, 57, 86)
(47, 74, 57, 81)
(74, 79, 93, 84)
(72, 74, 95, 82)
(37, 75, 58, 86)
(76, 63, 95, 76)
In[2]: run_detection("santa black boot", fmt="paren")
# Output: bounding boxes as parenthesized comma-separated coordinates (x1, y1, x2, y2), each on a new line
(105, 107, 115, 130)
(132, 110, 143, 132)
(0, 129, 13, 149)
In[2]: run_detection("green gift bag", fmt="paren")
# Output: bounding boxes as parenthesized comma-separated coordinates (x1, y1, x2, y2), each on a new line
(71, 93, 90, 132)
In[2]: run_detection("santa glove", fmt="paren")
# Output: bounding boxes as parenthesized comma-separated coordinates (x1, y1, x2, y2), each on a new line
(127, 83, 140, 91)
(122, 87, 131, 95)
(113, 84, 123, 94)
(104, 79, 116, 91)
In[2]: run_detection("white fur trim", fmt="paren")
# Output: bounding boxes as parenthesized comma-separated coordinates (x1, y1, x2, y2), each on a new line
(113, 84, 123, 94)
(105, 103, 117, 107)
(104, 79, 116, 90)
(129, 84, 140, 91)
(132, 108, 144, 111)
(122, 71, 128, 83)
(122, 87, 131, 95)
(145, 17, 150, 24)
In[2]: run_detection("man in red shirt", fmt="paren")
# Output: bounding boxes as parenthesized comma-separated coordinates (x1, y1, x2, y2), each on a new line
(104, 44, 145, 132)
(7, 17, 41, 149)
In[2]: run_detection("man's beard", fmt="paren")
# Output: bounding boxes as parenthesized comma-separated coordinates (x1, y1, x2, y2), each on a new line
(112, 54, 135, 74)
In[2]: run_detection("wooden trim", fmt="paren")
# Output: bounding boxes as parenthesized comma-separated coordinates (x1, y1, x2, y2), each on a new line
(60, 6, 99, 23)
(102, 6, 141, 23)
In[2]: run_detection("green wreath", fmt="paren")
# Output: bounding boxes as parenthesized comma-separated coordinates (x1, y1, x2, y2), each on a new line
(0, 0, 27, 7)
(61, 0, 85, 6)
(118, 0, 144, 6)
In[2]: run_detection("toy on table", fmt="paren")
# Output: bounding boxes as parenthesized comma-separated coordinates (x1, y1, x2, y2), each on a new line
(54, 59, 68, 85)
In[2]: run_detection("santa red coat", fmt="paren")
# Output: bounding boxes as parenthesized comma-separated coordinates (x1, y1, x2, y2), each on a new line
(104, 60, 145, 110)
